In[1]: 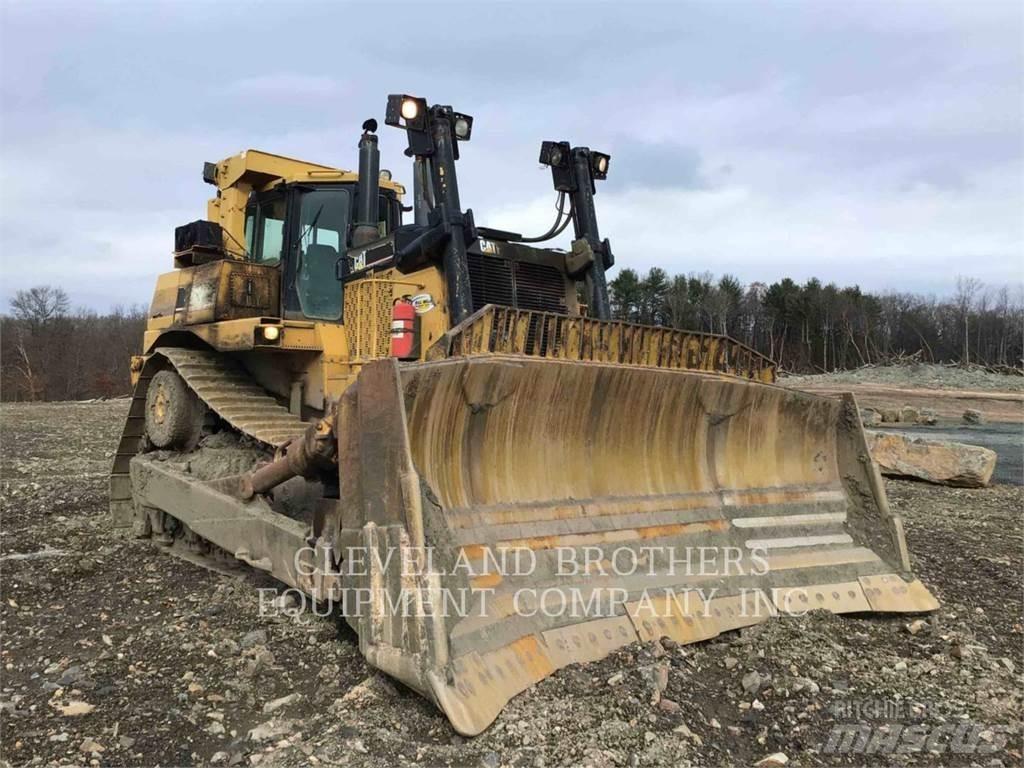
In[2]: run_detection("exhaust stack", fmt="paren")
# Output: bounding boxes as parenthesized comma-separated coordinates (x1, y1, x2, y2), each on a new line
(352, 119, 381, 248)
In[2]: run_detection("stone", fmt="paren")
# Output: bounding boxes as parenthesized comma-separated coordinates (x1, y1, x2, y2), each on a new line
(263, 693, 303, 714)
(215, 639, 240, 657)
(899, 406, 919, 423)
(346, 738, 369, 754)
(648, 663, 669, 692)
(880, 408, 900, 423)
(339, 675, 398, 704)
(240, 630, 268, 650)
(918, 409, 938, 425)
(79, 738, 105, 754)
(791, 677, 820, 694)
(723, 656, 739, 670)
(866, 431, 996, 488)
(673, 722, 704, 746)
(906, 619, 928, 635)
(56, 700, 95, 716)
(247, 720, 295, 742)
(607, 672, 625, 686)
(0, 701, 18, 716)
(657, 697, 681, 713)
(755, 753, 789, 767)
(963, 408, 984, 424)
(272, 593, 300, 611)
(861, 408, 882, 427)
(318, 663, 340, 683)
(741, 671, 766, 695)
(58, 665, 83, 685)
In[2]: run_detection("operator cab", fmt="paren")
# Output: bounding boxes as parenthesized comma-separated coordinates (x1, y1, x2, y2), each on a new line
(243, 182, 402, 321)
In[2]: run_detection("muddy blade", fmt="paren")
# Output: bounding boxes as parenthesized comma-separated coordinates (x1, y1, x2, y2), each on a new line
(337, 357, 937, 735)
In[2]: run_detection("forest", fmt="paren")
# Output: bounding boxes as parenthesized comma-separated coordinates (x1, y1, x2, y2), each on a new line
(607, 269, 1023, 374)
(1, 274, 1021, 402)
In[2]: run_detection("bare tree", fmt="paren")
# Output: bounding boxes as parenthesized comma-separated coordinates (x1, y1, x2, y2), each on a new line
(11, 326, 40, 400)
(954, 276, 982, 364)
(10, 286, 70, 327)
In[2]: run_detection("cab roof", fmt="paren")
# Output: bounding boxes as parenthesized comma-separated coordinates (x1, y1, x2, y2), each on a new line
(213, 148, 405, 196)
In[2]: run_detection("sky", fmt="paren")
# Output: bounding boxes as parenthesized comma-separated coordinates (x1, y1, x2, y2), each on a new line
(1, 0, 1022, 310)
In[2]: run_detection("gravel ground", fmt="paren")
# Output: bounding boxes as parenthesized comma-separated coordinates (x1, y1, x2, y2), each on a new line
(781, 364, 1024, 393)
(1, 400, 1022, 767)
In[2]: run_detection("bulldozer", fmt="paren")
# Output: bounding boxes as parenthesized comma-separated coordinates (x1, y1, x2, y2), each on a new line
(111, 93, 937, 736)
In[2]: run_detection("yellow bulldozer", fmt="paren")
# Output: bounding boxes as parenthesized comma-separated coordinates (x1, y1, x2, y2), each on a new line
(111, 93, 937, 736)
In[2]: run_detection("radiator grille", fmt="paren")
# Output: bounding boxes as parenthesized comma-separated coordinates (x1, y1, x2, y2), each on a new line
(468, 254, 566, 314)
(344, 280, 392, 360)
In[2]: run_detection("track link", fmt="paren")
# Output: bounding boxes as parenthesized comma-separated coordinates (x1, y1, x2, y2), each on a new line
(158, 348, 307, 446)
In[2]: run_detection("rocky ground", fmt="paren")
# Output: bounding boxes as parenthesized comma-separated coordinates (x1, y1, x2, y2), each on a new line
(781, 365, 1024, 428)
(782, 364, 1024, 394)
(1, 400, 1022, 767)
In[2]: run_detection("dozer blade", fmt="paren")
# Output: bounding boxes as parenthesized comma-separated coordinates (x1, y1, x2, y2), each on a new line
(331, 356, 937, 736)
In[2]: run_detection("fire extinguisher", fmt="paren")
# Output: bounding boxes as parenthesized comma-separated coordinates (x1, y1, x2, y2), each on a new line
(390, 296, 417, 359)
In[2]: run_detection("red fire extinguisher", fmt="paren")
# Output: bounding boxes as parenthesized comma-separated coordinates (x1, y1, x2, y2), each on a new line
(390, 297, 417, 359)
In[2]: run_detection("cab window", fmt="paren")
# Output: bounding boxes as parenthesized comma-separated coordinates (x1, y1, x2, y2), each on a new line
(245, 194, 286, 264)
(295, 187, 349, 321)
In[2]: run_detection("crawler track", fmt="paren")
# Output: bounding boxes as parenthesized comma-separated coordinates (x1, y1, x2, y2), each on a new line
(109, 347, 307, 525)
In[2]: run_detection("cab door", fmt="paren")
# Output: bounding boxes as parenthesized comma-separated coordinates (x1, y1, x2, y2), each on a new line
(283, 186, 351, 321)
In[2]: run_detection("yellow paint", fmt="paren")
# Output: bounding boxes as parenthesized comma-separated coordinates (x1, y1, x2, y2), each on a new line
(205, 149, 404, 259)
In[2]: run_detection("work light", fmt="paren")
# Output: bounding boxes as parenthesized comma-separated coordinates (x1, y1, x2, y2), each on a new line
(590, 151, 611, 180)
(453, 113, 473, 141)
(539, 140, 574, 192)
(386, 94, 428, 131)
(539, 140, 570, 168)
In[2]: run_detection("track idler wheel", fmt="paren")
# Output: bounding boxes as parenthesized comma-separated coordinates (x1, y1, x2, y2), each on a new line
(145, 369, 204, 450)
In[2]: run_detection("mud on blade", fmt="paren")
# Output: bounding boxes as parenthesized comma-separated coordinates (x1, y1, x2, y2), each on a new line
(327, 356, 936, 735)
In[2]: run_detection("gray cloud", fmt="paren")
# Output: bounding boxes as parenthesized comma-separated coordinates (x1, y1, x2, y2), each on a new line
(1, 0, 1021, 309)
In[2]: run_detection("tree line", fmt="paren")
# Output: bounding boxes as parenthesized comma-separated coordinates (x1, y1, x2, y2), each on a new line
(608, 270, 1023, 373)
(2, 275, 1021, 402)
(1, 286, 146, 402)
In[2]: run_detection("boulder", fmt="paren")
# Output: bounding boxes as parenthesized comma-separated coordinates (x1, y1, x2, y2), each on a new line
(963, 408, 985, 424)
(866, 432, 996, 488)
(899, 406, 919, 423)
(917, 409, 938, 425)
(860, 408, 882, 427)
(880, 408, 900, 423)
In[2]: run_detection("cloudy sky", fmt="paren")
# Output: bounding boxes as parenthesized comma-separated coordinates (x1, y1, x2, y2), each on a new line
(1, 1, 1021, 310)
